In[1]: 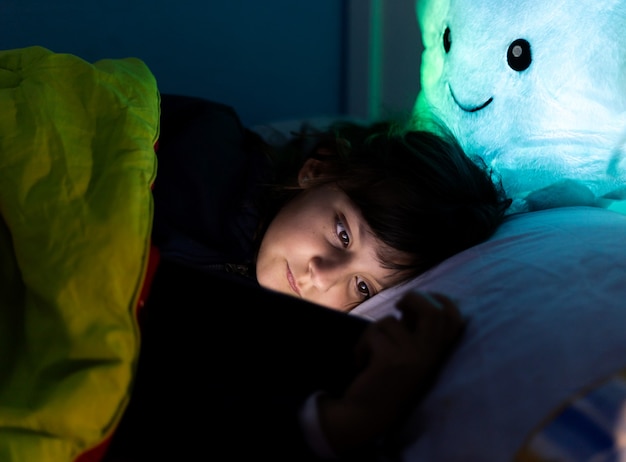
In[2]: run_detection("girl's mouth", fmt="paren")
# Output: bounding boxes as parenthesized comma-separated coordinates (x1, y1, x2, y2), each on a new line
(286, 264, 301, 296)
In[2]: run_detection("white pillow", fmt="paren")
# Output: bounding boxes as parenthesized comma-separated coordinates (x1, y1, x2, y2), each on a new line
(352, 206, 626, 461)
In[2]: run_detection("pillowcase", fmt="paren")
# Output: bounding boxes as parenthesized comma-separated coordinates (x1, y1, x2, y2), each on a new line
(352, 206, 626, 461)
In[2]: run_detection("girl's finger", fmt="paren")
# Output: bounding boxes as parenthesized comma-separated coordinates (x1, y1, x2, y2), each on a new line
(395, 290, 444, 332)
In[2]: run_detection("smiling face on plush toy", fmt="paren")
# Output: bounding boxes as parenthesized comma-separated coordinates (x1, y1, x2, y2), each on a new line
(414, 0, 626, 206)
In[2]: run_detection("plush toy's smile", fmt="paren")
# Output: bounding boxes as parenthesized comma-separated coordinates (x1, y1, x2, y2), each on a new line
(449, 85, 493, 112)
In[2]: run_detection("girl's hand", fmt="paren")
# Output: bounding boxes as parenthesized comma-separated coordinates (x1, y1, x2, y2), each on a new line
(317, 291, 466, 457)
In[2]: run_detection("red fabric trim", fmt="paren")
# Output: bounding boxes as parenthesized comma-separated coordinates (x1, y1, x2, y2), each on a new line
(136, 244, 161, 328)
(74, 437, 109, 462)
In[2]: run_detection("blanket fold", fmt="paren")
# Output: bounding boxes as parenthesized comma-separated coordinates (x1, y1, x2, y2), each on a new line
(0, 46, 159, 462)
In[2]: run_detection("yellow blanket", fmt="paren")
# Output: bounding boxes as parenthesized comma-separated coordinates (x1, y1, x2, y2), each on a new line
(0, 46, 159, 461)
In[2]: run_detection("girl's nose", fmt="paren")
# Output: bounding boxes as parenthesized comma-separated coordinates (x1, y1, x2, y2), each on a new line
(308, 254, 347, 291)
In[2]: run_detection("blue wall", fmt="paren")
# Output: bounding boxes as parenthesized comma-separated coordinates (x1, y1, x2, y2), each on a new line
(0, 0, 346, 126)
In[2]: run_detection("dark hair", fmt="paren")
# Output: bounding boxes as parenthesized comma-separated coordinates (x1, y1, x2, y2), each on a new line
(259, 119, 511, 283)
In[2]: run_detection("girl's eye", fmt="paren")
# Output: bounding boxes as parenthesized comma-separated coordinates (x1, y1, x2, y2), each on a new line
(336, 218, 350, 247)
(356, 277, 371, 300)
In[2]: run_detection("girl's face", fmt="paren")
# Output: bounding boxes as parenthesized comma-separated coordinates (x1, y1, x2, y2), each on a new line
(256, 184, 409, 312)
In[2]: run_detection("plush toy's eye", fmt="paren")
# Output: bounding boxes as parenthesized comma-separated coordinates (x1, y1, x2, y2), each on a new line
(507, 39, 532, 72)
(443, 27, 451, 53)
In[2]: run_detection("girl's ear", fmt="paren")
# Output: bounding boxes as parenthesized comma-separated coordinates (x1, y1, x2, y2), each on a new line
(297, 157, 330, 188)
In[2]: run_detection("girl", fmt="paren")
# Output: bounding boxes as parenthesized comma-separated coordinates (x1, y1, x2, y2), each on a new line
(150, 95, 510, 312)
(104, 94, 510, 461)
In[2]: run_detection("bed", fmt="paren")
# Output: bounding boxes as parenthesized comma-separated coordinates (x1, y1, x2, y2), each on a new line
(1, 45, 625, 462)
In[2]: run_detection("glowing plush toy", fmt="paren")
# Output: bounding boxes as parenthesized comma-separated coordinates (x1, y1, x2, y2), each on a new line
(413, 0, 626, 213)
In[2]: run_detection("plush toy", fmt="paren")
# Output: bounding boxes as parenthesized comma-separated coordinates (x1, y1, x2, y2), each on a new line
(412, 0, 626, 214)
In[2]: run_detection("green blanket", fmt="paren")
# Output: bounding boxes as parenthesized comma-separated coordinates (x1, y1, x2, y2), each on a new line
(0, 46, 159, 461)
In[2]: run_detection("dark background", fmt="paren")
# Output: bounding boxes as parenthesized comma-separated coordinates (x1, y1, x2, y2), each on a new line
(0, 0, 421, 126)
